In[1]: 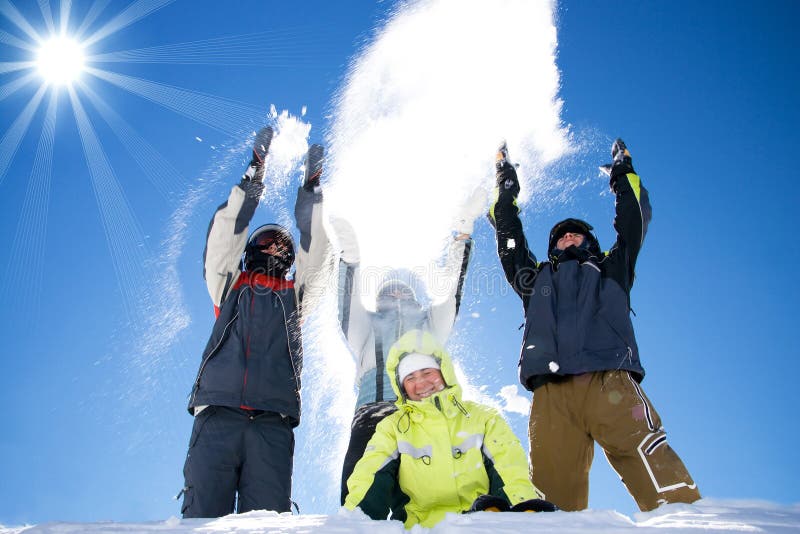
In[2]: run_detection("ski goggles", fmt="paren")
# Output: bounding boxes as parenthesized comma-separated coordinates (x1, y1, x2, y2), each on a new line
(253, 232, 290, 252)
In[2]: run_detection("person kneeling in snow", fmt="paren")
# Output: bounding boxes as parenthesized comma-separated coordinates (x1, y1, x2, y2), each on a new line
(344, 330, 556, 528)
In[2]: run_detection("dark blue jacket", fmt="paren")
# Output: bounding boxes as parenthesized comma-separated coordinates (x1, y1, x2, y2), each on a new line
(188, 182, 320, 426)
(189, 271, 303, 424)
(490, 162, 652, 391)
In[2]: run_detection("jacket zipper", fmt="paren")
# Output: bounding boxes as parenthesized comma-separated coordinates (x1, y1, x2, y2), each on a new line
(275, 292, 302, 406)
(190, 290, 246, 405)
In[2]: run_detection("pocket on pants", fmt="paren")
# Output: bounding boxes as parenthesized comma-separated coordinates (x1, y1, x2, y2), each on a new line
(180, 486, 194, 516)
(188, 406, 217, 449)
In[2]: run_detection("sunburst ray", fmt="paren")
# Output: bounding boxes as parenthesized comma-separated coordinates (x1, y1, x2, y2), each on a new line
(0, 28, 38, 51)
(74, 0, 111, 40)
(85, 66, 264, 135)
(82, 0, 177, 48)
(79, 80, 188, 201)
(36, 0, 55, 35)
(58, 0, 70, 35)
(87, 27, 337, 66)
(0, 0, 43, 43)
(0, 70, 36, 98)
(0, 83, 47, 187)
(1, 89, 57, 312)
(67, 86, 153, 324)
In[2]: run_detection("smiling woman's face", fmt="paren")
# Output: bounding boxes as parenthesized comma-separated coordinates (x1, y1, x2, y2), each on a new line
(402, 368, 445, 401)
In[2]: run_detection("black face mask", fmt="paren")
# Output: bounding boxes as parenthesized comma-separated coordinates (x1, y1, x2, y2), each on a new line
(548, 219, 597, 255)
(245, 248, 292, 277)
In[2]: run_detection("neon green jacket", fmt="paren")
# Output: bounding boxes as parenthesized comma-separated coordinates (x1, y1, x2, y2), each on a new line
(344, 330, 543, 528)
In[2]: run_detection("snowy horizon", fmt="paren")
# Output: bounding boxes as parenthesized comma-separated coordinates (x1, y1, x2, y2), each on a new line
(3, 500, 800, 533)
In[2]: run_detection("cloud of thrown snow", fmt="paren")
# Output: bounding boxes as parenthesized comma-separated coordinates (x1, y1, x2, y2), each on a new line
(326, 0, 573, 284)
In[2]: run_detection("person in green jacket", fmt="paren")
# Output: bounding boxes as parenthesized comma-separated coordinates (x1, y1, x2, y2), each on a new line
(344, 330, 556, 528)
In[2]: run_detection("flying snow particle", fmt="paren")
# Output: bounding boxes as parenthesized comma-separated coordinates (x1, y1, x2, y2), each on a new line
(498, 385, 531, 415)
(548, 361, 560, 373)
(195, 136, 203, 142)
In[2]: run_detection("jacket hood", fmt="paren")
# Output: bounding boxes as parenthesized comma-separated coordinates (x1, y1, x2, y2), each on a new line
(547, 217, 601, 261)
(386, 330, 461, 406)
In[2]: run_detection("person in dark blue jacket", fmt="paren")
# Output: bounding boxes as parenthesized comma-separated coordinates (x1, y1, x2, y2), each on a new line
(489, 138, 700, 512)
(179, 128, 326, 517)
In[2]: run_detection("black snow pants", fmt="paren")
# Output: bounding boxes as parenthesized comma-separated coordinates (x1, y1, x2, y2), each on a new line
(182, 406, 295, 518)
(340, 401, 397, 505)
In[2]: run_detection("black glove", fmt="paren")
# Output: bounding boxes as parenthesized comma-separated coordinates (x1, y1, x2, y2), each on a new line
(599, 137, 635, 192)
(239, 177, 264, 199)
(303, 144, 324, 191)
(509, 498, 559, 513)
(495, 141, 520, 197)
(469, 494, 511, 512)
(242, 126, 274, 185)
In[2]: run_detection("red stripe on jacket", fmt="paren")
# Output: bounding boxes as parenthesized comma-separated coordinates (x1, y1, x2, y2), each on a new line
(213, 271, 295, 318)
(210, 270, 295, 411)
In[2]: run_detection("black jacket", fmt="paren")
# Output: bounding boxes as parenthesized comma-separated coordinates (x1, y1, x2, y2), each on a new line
(188, 182, 322, 426)
(490, 162, 652, 391)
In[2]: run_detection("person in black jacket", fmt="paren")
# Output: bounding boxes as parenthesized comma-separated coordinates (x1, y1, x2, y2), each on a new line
(489, 138, 700, 512)
(179, 127, 326, 517)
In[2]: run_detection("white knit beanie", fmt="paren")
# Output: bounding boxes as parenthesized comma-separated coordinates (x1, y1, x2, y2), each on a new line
(397, 353, 440, 385)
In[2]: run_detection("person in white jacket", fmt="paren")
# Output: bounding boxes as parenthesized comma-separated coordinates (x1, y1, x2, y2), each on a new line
(292, 145, 481, 504)
(181, 128, 327, 517)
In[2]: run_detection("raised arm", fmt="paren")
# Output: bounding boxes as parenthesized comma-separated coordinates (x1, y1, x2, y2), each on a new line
(428, 236, 472, 342)
(203, 127, 272, 308)
(332, 217, 372, 355)
(602, 139, 653, 288)
(488, 143, 539, 309)
(203, 179, 262, 308)
(293, 145, 331, 314)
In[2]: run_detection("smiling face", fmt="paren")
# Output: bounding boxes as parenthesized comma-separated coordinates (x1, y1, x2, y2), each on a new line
(402, 368, 446, 401)
(556, 231, 585, 251)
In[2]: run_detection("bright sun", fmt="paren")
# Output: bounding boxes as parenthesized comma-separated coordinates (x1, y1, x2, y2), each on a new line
(36, 36, 86, 85)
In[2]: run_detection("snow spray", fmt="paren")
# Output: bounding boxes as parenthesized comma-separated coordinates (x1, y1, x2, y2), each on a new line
(294, 0, 574, 513)
(326, 0, 573, 279)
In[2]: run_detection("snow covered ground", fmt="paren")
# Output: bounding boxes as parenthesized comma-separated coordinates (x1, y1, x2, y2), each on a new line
(3, 500, 799, 534)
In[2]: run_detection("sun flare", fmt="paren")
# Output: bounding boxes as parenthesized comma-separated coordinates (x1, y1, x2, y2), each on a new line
(36, 36, 86, 85)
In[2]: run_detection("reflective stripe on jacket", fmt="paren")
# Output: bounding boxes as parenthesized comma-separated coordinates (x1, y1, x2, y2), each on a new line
(344, 330, 541, 528)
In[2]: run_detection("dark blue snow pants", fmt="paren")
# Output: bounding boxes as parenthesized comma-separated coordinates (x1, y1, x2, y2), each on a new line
(340, 401, 398, 504)
(181, 406, 294, 518)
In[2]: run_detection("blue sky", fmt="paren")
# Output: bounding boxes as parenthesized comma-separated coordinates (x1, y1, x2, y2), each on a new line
(1, 0, 798, 526)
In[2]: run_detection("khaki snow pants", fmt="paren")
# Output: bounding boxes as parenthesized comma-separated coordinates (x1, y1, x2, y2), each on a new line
(528, 370, 700, 512)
